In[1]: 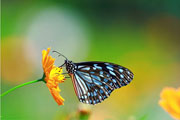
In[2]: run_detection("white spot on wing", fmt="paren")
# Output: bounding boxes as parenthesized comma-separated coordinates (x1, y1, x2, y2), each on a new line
(105, 63, 110, 65)
(120, 74, 124, 78)
(94, 64, 102, 70)
(119, 69, 123, 73)
(106, 66, 114, 71)
(112, 79, 116, 83)
(77, 71, 92, 83)
(81, 67, 90, 71)
(109, 71, 116, 76)
(93, 67, 97, 70)
(78, 65, 85, 69)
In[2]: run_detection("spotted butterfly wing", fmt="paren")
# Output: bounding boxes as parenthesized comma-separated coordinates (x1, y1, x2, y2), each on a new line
(65, 61, 134, 105)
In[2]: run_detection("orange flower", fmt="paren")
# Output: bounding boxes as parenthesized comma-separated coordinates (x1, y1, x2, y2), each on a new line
(159, 87, 180, 120)
(42, 48, 65, 105)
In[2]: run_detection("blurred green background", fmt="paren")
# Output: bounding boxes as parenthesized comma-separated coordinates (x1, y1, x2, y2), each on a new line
(1, 0, 180, 120)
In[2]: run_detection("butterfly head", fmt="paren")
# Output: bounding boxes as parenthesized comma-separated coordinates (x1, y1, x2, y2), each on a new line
(64, 59, 76, 73)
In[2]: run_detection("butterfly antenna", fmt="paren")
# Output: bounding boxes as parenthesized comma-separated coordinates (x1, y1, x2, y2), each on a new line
(52, 50, 68, 60)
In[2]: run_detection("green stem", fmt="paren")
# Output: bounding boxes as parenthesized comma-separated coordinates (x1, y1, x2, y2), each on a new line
(1, 79, 43, 97)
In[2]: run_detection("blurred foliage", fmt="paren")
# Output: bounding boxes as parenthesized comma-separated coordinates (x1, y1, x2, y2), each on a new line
(139, 114, 148, 120)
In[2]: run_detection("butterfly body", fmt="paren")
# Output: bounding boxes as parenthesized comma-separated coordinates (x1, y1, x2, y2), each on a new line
(64, 59, 134, 105)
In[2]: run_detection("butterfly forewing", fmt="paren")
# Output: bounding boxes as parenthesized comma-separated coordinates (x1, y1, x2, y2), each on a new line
(77, 62, 133, 88)
(67, 61, 134, 105)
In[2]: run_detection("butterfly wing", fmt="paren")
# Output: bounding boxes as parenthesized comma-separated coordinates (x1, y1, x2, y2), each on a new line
(69, 61, 134, 105)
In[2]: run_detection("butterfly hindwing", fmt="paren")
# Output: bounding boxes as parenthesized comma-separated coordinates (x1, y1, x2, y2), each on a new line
(75, 70, 114, 104)
(69, 62, 134, 105)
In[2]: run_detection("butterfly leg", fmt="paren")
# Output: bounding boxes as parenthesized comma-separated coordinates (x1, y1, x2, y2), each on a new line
(58, 62, 66, 67)
(65, 77, 71, 78)
(62, 73, 68, 74)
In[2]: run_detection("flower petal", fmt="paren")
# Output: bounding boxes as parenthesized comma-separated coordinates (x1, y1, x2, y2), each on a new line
(49, 87, 64, 106)
(159, 87, 180, 119)
(42, 48, 66, 106)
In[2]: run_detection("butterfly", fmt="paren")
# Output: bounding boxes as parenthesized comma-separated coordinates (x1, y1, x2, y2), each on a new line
(53, 51, 134, 105)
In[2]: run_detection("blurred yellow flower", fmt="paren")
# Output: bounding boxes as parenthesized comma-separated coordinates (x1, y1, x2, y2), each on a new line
(42, 48, 65, 106)
(159, 87, 180, 120)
